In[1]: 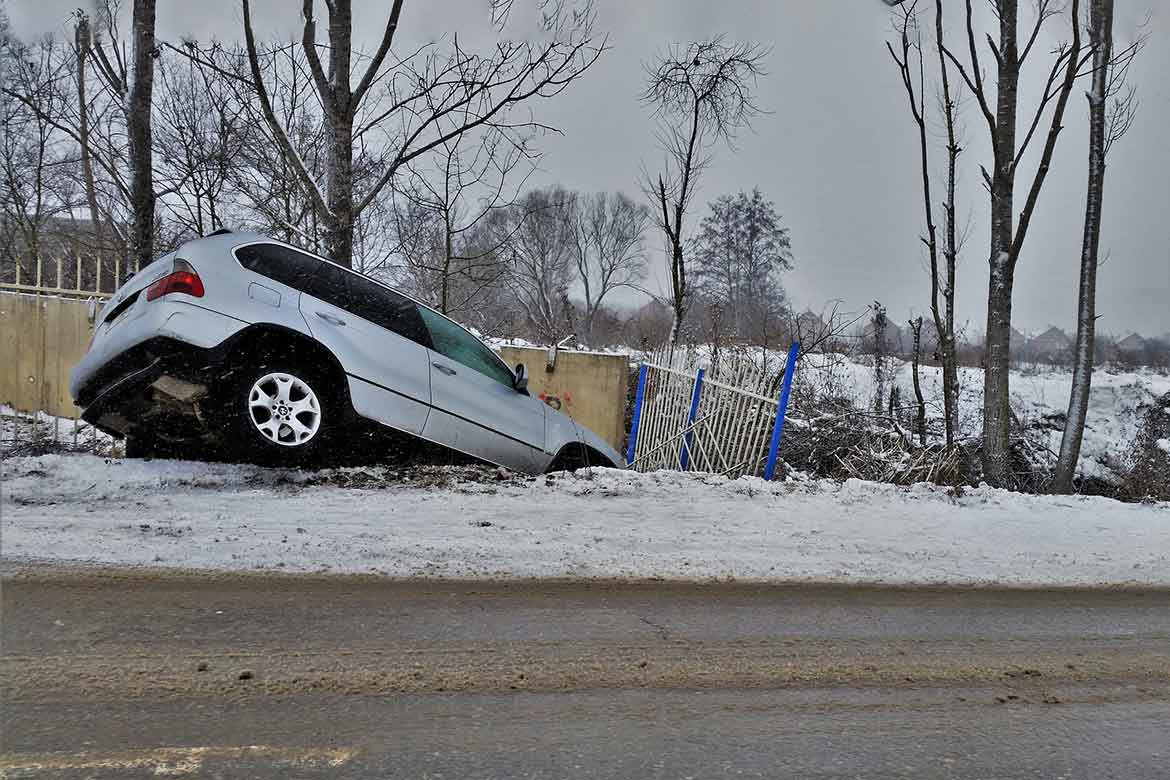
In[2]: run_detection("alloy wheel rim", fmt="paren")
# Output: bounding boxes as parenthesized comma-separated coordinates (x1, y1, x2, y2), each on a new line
(247, 372, 321, 447)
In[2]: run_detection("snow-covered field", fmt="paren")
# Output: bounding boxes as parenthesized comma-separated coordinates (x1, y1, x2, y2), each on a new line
(3, 454, 1168, 586)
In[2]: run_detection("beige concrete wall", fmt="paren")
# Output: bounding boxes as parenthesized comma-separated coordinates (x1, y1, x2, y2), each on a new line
(0, 292, 94, 418)
(499, 346, 629, 452)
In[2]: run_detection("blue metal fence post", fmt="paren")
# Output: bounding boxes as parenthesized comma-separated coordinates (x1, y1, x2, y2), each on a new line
(763, 342, 800, 481)
(679, 367, 705, 471)
(625, 363, 649, 466)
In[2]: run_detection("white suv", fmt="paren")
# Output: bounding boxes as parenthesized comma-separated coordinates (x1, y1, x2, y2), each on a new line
(69, 230, 622, 474)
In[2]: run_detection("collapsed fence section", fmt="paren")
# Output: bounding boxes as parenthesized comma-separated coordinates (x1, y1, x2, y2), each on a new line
(626, 343, 798, 479)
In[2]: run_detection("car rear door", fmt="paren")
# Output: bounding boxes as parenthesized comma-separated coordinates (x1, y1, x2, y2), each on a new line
(417, 306, 549, 473)
(301, 263, 432, 435)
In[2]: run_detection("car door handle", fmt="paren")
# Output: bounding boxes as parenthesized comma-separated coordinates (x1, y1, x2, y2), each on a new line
(432, 362, 457, 376)
(314, 310, 346, 326)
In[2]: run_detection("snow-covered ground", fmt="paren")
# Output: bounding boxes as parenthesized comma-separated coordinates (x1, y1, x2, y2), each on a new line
(3, 454, 1168, 586)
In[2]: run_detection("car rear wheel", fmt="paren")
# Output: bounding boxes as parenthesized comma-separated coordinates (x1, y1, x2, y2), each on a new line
(220, 362, 338, 465)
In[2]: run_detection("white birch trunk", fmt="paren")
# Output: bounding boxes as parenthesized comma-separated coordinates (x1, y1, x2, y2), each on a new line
(1054, 0, 1113, 493)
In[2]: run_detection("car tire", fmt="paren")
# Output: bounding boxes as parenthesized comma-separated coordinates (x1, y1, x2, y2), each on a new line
(218, 361, 341, 466)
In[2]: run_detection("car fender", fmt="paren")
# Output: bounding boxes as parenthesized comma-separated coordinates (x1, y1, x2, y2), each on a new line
(544, 407, 624, 469)
(572, 422, 625, 469)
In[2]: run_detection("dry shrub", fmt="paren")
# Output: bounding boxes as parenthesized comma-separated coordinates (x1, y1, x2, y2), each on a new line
(1122, 392, 1170, 502)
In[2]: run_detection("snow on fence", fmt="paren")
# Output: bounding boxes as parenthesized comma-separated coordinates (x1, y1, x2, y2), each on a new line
(626, 344, 798, 479)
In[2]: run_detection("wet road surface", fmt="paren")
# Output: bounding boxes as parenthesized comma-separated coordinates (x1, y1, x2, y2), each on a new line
(2, 570, 1168, 778)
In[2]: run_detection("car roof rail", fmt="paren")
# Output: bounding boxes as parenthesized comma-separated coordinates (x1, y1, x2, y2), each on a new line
(205, 228, 233, 237)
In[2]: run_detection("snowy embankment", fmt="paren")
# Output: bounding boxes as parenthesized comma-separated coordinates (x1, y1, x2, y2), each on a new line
(3, 455, 1168, 586)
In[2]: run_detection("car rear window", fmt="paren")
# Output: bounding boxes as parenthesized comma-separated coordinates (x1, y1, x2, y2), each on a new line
(235, 243, 321, 291)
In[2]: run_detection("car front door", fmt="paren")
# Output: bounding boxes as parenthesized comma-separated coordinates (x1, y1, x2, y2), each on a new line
(417, 307, 549, 473)
(301, 263, 432, 435)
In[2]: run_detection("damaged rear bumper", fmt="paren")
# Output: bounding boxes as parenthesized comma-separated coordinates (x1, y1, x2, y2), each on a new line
(76, 338, 220, 437)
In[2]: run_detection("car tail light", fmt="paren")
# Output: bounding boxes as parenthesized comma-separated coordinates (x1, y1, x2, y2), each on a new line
(145, 259, 204, 301)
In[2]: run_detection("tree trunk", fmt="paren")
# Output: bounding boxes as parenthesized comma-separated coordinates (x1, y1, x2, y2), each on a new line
(935, 0, 960, 446)
(982, 0, 1020, 486)
(324, 0, 355, 268)
(75, 16, 105, 250)
(127, 0, 157, 271)
(910, 317, 927, 447)
(1054, 0, 1113, 493)
(441, 215, 453, 314)
(668, 239, 686, 345)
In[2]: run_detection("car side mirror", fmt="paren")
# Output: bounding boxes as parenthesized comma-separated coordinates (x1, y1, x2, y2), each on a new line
(513, 363, 529, 393)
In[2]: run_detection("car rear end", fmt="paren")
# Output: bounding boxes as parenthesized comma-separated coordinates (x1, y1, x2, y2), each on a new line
(70, 235, 253, 438)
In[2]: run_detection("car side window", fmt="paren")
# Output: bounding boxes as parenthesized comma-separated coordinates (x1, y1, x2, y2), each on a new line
(418, 307, 515, 388)
(235, 243, 320, 290)
(305, 262, 432, 348)
(303, 261, 349, 309)
(345, 273, 431, 347)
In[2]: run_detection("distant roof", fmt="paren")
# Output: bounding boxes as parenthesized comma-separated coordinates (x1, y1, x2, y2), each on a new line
(1117, 333, 1147, 351)
(1031, 326, 1072, 344)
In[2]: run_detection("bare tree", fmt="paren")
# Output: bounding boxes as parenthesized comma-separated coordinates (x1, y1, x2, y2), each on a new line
(0, 32, 76, 275)
(942, 0, 1087, 485)
(154, 53, 245, 237)
(394, 122, 535, 316)
(495, 185, 576, 344)
(238, 0, 603, 269)
(3, 1, 147, 262)
(73, 12, 105, 245)
(567, 191, 650, 344)
(640, 37, 768, 345)
(69, 3, 131, 256)
(219, 39, 330, 251)
(886, 0, 962, 445)
(691, 187, 792, 346)
(1053, 0, 1143, 492)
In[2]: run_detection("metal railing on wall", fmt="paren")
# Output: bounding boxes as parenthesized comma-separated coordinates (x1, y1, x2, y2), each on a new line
(0, 254, 134, 300)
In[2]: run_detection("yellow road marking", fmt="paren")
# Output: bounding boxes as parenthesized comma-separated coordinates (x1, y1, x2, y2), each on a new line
(0, 745, 354, 776)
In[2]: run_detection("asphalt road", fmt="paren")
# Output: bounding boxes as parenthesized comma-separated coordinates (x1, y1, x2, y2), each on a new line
(2, 571, 1168, 778)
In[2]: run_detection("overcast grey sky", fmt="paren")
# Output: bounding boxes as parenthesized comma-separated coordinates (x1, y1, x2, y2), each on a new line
(9, 0, 1169, 337)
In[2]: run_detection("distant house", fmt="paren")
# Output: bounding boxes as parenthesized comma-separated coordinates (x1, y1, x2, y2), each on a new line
(1027, 326, 1073, 363)
(794, 309, 827, 332)
(1116, 333, 1147, 356)
(1009, 326, 1027, 358)
(854, 316, 905, 356)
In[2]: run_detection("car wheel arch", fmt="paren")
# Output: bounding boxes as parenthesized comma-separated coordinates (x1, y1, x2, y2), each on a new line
(218, 324, 353, 414)
(547, 442, 618, 473)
